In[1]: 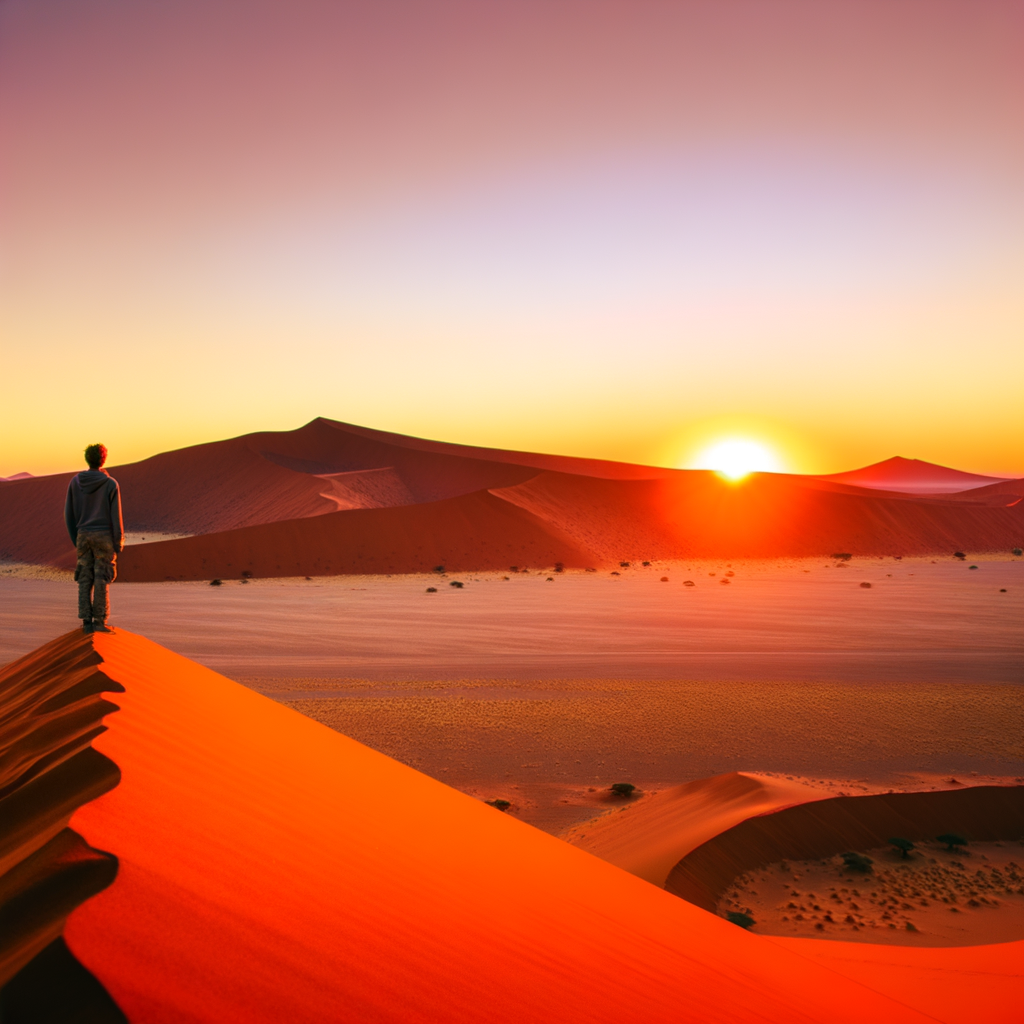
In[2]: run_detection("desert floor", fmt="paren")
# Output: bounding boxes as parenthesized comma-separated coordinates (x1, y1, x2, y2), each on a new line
(2, 556, 1020, 833)
(720, 840, 1024, 947)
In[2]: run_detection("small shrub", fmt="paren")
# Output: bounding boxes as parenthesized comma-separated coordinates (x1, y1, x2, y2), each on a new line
(510, 566, 519, 573)
(449, 581, 464, 588)
(832, 553, 852, 561)
(1012, 548, 1022, 557)
(683, 580, 695, 587)
(937, 833, 968, 851)
(642, 560, 651, 566)
(486, 799, 511, 811)
(860, 582, 872, 588)
(969, 564, 978, 569)
(953, 551, 966, 560)
(554, 562, 564, 572)
(433, 565, 446, 573)
(726, 912, 755, 929)
(210, 579, 223, 586)
(610, 783, 636, 798)
(841, 852, 874, 873)
(425, 587, 437, 593)
(660, 576, 669, 582)
(889, 837, 914, 858)
(546, 577, 554, 581)
(619, 561, 630, 568)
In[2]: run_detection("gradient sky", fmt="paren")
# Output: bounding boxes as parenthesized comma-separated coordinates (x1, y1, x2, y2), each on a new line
(2, 0, 1022, 478)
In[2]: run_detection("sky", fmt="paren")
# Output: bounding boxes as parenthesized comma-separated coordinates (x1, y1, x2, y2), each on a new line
(2, 0, 1022, 478)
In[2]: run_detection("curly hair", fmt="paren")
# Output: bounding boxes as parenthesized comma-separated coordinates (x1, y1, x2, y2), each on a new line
(84, 443, 108, 469)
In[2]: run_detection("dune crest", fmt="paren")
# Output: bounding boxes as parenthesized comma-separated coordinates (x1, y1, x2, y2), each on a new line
(564, 772, 827, 886)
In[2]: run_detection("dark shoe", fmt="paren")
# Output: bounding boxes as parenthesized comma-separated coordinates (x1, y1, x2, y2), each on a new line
(82, 619, 94, 634)
(91, 621, 113, 634)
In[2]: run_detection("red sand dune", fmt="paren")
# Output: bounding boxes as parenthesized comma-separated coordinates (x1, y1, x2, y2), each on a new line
(0, 418, 668, 568)
(818, 456, 1008, 494)
(564, 772, 828, 886)
(4, 420, 1022, 575)
(0, 629, 970, 1023)
(119, 465, 1024, 581)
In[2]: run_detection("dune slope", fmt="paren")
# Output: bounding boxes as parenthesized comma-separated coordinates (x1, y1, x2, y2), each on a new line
(666, 786, 1024, 913)
(0, 634, 123, 994)
(0, 418, 671, 569)
(564, 773, 828, 886)
(41, 628, 947, 1024)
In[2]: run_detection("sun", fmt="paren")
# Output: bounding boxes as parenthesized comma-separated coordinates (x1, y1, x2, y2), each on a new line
(693, 438, 781, 481)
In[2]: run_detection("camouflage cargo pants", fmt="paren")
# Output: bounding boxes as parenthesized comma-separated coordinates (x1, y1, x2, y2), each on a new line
(75, 531, 117, 622)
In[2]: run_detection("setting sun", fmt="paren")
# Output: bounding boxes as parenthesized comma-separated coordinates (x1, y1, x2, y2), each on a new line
(693, 439, 782, 480)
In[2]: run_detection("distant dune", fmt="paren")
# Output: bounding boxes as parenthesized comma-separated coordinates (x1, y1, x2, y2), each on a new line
(0, 629, 963, 1022)
(2, 419, 1021, 577)
(819, 456, 1010, 494)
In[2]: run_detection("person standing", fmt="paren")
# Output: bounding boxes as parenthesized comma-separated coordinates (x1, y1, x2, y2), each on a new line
(64, 444, 124, 634)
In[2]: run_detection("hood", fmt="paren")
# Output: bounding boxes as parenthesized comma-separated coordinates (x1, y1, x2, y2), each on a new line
(76, 469, 111, 494)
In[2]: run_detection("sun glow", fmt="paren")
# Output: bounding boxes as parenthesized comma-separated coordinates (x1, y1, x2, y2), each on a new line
(693, 439, 782, 480)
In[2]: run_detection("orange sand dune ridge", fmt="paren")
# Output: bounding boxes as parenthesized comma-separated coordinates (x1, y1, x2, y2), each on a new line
(3, 627, 945, 1024)
(564, 772, 829, 886)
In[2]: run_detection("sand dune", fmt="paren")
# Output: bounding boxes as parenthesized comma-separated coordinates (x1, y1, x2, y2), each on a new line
(118, 487, 595, 580)
(497, 470, 1024, 561)
(772, 938, 1024, 1024)
(563, 772, 828, 886)
(819, 456, 1008, 494)
(0, 628, 955, 1023)
(118, 469, 1024, 581)
(0, 418, 669, 569)
(665, 785, 1024, 913)
(4, 420, 1021, 575)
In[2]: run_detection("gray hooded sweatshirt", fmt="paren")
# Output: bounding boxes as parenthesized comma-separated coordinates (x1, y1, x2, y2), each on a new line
(65, 469, 124, 550)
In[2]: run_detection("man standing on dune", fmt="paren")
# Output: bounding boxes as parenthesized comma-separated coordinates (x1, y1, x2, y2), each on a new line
(65, 443, 124, 634)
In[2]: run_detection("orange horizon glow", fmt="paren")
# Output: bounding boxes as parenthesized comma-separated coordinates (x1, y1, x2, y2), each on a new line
(2, 1, 1022, 480)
